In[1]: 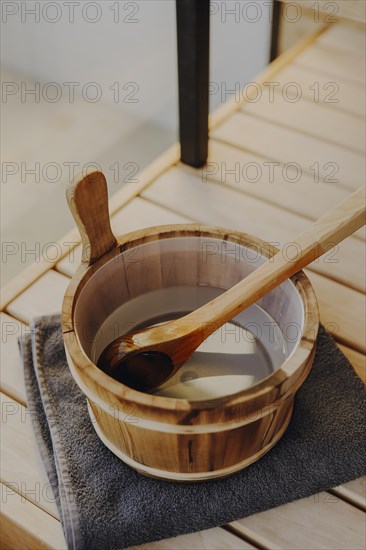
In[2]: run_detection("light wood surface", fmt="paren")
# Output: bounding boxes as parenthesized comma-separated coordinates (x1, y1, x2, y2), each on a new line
(0, 225, 80, 313)
(271, 62, 366, 117)
(332, 477, 366, 510)
(1, 20, 365, 550)
(304, 271, 366, 354)
(142, 167, 366, 293)
(295, 43, 365, 86)
(243, 90, 365, 155)
(316, 20, 366, 53)
(0, 483, 66, 550)
(6, 270, 70, 325)
(212, 112, 365, 193)
(337, 345, 366, 383)
(229, 490, 366, 549)
(0, 393, 59, 518)
(0, 313, 27, 405)
(203, 141, 365, 241)
(128, 528, 256, 549)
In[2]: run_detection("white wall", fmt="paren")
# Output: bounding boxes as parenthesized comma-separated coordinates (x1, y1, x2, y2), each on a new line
(1, 0, 271, 132)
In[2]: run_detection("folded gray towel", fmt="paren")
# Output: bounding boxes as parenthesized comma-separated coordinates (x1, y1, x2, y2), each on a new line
(20, 315, 365, 550)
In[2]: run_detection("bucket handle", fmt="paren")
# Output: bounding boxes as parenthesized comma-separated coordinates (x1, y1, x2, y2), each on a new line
(66, 171, 117, 265)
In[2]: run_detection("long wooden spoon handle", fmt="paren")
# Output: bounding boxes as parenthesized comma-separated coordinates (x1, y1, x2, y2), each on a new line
(66, 170, 117, 265)
(186, 186, 366, 331)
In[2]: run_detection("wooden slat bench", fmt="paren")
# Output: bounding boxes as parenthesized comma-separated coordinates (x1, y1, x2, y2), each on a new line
(1, 20, 365, 550)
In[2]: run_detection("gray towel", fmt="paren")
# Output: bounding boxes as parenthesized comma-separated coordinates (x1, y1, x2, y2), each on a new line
(20, 315, 366, 550)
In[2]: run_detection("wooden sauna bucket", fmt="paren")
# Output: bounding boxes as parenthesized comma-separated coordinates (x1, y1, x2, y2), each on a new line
(62, 172, 319, 481)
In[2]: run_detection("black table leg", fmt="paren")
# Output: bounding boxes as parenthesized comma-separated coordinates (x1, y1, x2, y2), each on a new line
(176, 0, 209, 168)
(270, 0, 282, 61)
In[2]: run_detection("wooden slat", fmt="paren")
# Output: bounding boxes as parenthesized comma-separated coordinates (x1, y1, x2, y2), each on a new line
(229, 491, 366, 550)
(242, 90, 365, 154)
(337, 345, 366, 383)
(0, 483, 66, 550)
(6, 271, 70, 325)
(0, 144, 180, 312)
(270, 62, 366, 118)
(212, 112, 365, 192)
(0, 393, 59, 518)
(142, 167, 366, 294)
(128, 528, 255, 550)
(0, 225, 78, 313)
(332, 477, 366, 511)
(295, 43, 365, 86)
(316, 22, 366, 56)
(1, 313, 27, 405)
(305, 271, 366, 354)
(57, 197, 191, 277)
(56, 250, 87, 280)
(204, 141, 365, 241)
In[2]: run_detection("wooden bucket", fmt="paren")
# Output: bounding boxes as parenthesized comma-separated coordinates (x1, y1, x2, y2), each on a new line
(62, 172, 319, 481)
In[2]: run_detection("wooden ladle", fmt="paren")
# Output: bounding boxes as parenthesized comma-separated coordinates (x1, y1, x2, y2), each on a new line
(97, 187, 365, 392)
(67, 174, 365, 393)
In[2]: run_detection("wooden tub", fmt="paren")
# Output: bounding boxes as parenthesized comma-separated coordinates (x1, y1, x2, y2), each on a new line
(62, 172, 319, 481)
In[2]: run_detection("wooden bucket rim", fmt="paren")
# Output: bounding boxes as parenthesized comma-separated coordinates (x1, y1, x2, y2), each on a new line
(62, 223, 319, 413)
